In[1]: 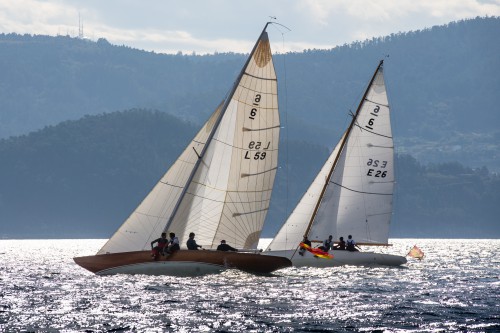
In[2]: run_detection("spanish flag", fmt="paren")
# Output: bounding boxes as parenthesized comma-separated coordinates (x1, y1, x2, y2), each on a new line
(299, 242, 333, 259)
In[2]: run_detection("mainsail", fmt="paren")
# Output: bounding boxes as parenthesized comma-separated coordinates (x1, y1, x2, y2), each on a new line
(267, 60, 393, 251)
(98, 25, 279, 254)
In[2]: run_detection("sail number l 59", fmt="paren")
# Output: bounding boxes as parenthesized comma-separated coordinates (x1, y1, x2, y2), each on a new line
(245, 141, 270, 160)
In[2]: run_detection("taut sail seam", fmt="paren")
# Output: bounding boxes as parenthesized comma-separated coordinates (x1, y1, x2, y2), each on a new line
(243, 72, 277, 81)
(354, 124, 393, 139)
(364, 98, 389, 108)
(158, 181, 184, 189)
(233, 208, 269, 217)
(243, 125, 280, 132)
(241, 167, 278, 177)
(329, 181, 394, 196)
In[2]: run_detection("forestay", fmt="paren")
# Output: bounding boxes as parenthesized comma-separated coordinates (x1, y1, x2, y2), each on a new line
(98, 27, 279, 254)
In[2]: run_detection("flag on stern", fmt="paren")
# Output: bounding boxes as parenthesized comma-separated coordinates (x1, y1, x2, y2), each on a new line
(299, 242, 333, 259)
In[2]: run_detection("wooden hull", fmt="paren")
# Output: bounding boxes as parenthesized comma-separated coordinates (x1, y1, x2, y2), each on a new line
(74, 250, 292, 276)
(265, 249, 407, 267)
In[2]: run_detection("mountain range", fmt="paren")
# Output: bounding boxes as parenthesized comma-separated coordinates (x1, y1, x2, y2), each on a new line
(1, 17, 499, 169)
(0, 17, 499, 238)
(0, 110, 498, 239)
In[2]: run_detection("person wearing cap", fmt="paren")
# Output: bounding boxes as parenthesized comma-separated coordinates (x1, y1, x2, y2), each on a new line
(186, 232, 202, 250)
(216, 240, 238, 252)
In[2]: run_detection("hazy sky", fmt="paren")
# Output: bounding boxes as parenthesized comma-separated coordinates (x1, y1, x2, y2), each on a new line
(0, 0, 498, 54)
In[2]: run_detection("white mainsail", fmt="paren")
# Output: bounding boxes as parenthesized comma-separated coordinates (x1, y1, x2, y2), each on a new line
(98, 25, 279, 254)
(267, 61, 393, 251)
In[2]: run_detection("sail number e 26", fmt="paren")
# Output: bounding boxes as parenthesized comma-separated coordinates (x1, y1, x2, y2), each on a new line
(366, 159, 388, 177)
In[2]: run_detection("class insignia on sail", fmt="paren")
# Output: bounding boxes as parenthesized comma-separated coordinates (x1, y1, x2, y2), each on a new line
(254, 34, 272, 68)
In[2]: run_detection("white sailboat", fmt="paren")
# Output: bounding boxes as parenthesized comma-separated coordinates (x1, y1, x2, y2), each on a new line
(74, 23, 291, 276)
(265, 60, 407, 267)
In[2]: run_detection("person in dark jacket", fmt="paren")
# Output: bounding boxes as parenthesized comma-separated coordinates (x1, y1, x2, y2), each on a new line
(186, 232, 202, 250)
(151, 232, 168, 260)
(165, 232, 180, 254)
(299, 236, 312, 256)
(216, 240, 238, 252)
(346, 235, 361, 252)
(319, 235, 333, 252)
(332, 236, 346, 250)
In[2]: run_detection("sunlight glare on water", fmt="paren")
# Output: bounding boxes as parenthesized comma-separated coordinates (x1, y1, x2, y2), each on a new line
(0, 239, 499, 332)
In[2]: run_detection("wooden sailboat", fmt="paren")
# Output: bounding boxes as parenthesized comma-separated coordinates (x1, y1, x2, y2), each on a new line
(264, 60, 407, 267)
(74, 23, 291, 276)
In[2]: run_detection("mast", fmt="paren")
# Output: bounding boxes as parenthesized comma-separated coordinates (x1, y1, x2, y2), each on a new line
(162, 23, 273, 233)
(302, 60, 385, 239)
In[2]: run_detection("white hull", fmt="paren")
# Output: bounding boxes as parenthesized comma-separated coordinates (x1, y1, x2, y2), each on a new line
(265, 249, 407, 267)
(97, 261, 225, 276)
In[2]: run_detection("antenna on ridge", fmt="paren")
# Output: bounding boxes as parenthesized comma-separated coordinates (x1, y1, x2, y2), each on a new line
(78, 12, 84, 39)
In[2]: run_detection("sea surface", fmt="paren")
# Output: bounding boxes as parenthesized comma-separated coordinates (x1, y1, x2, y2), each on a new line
(0, 239, 498, 333)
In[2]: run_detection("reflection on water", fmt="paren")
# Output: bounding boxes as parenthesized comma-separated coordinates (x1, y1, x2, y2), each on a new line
(0, 239, 499, 332)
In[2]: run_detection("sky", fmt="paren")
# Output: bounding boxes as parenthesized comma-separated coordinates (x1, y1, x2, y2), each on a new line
(0, 0, 499, 54)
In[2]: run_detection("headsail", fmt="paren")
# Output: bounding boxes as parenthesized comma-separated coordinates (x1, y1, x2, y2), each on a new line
(267, 61, 393, 252)
(98, 25, 279, 254)
(266, 134, 344, 251)
(97, 105, 222, 255)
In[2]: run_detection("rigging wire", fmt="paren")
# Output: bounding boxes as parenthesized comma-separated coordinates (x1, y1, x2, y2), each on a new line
(383, 55, 401, 234)
(269, 21, 292, 248)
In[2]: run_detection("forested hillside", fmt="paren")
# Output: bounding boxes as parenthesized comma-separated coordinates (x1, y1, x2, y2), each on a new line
(0, 17, 499, 170)
(0, 110, 498, 238)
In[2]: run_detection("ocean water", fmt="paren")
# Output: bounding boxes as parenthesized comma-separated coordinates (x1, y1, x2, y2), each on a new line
(0, 239, 498, 333)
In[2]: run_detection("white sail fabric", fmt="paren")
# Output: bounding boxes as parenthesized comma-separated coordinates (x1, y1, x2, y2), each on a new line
(267, 64, 393, 251)
(311, 67, 393, 244)
(168, 32, 279, 250)
(98, 29, 278, 254)
(97, 106, 222, 254)
(265, 136, 344, 251)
